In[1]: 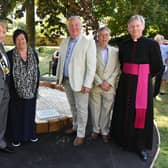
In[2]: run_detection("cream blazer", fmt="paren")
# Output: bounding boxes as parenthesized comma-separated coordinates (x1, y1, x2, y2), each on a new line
(56, 34, 96, 92)
(93, 44, 120, 94)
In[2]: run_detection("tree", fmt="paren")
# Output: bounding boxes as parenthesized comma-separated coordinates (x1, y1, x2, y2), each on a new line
(36, 0, 100, 41)
(0, 0, 36, 48)
(2, 0, 168, 46)
(36, 0, 168, 43)
(0, 0, 17, 21)
(11, 0, 36, 48)
(25, 0, 35, 48)
(1, 0, 36, 48)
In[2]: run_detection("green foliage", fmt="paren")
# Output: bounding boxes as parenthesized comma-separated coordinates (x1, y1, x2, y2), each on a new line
(0, 0, 25, 22)
(36, 0, 99, 40)
(3, 0, 168, 43)
(35, 0, 168, 40)
(36, 0, 67, 41)
(0, 0, 16, 20)
(2, 0, 168, 41)
(93, 0, 168, 38)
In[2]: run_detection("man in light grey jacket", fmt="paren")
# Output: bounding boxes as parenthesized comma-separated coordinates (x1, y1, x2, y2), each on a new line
(0, 21, 14, 153)
(56, 16, 96, 146)
(89, 27, 120, 143)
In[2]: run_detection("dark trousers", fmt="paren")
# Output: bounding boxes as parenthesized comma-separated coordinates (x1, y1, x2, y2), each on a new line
(52, 61, 58, 76)
(153, 66, 165, 97)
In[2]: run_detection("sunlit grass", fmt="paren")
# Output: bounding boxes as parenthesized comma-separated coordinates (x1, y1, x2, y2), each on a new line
(154, 94, 168, 167)
(38, 47, 56, 75)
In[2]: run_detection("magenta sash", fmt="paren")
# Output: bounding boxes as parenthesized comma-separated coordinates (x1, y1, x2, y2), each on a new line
(123, 63, 150, 128)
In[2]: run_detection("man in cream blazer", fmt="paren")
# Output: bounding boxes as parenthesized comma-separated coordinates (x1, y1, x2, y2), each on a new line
(89, 27, 120, 143)
(56, 16, 96, 146)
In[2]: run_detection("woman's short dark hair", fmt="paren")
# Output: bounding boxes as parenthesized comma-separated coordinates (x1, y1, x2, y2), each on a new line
(13, 29, 28, 44)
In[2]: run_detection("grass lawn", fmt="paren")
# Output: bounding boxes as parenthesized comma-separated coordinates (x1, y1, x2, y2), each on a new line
(37, 46, 58, 75)
(154, 95, 168, 168)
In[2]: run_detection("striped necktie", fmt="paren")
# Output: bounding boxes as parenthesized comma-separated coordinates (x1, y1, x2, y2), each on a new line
(0, 43, 10, 75)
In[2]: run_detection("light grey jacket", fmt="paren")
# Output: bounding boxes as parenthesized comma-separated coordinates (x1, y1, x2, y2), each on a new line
(0, 44, 10, 103)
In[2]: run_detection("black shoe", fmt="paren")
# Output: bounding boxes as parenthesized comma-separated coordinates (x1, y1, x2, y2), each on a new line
(91, 132, 99, 140)
(102, 135, 111, 143)
(12, 141, 21, 147)
(138, 150, 148, 161)
(160, 92, 166, 95)
(30, 138, 38, 142)
(0, 146, 15, 153)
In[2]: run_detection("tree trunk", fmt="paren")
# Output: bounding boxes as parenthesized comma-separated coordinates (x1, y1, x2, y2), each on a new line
(25, 0, 35, 49)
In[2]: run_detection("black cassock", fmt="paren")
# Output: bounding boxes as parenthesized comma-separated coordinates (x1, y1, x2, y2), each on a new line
(110, 36, 163, 151)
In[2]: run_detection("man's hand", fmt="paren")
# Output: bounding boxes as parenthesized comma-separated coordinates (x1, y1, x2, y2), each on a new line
(82, 86, 91, 93)
(165, 58, 168, 64)
(100, 81, 110, 91)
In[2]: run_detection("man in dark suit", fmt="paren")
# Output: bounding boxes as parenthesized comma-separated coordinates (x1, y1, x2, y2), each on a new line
(0, 21, 14, 153)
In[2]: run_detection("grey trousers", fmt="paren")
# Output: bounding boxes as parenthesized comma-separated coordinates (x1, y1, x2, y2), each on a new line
(0, 83, 10, 149)
(63, 79, 89, 138)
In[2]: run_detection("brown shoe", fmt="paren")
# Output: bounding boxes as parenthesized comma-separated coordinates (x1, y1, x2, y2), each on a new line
(73, 137, 85, 146)
(91, 132, 99, 140)
(102, 135, 111, 143)
(64, 128, 76, 135)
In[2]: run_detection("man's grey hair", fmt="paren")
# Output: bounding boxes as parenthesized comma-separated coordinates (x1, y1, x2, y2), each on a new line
(128, 14, 145, 27)
(67, 16, 82, 27)
(97, 26, 111, 35)
(154, 34, 164, 41)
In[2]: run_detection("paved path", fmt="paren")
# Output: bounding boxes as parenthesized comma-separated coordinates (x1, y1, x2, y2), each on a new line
(0, 124, 159, 168)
